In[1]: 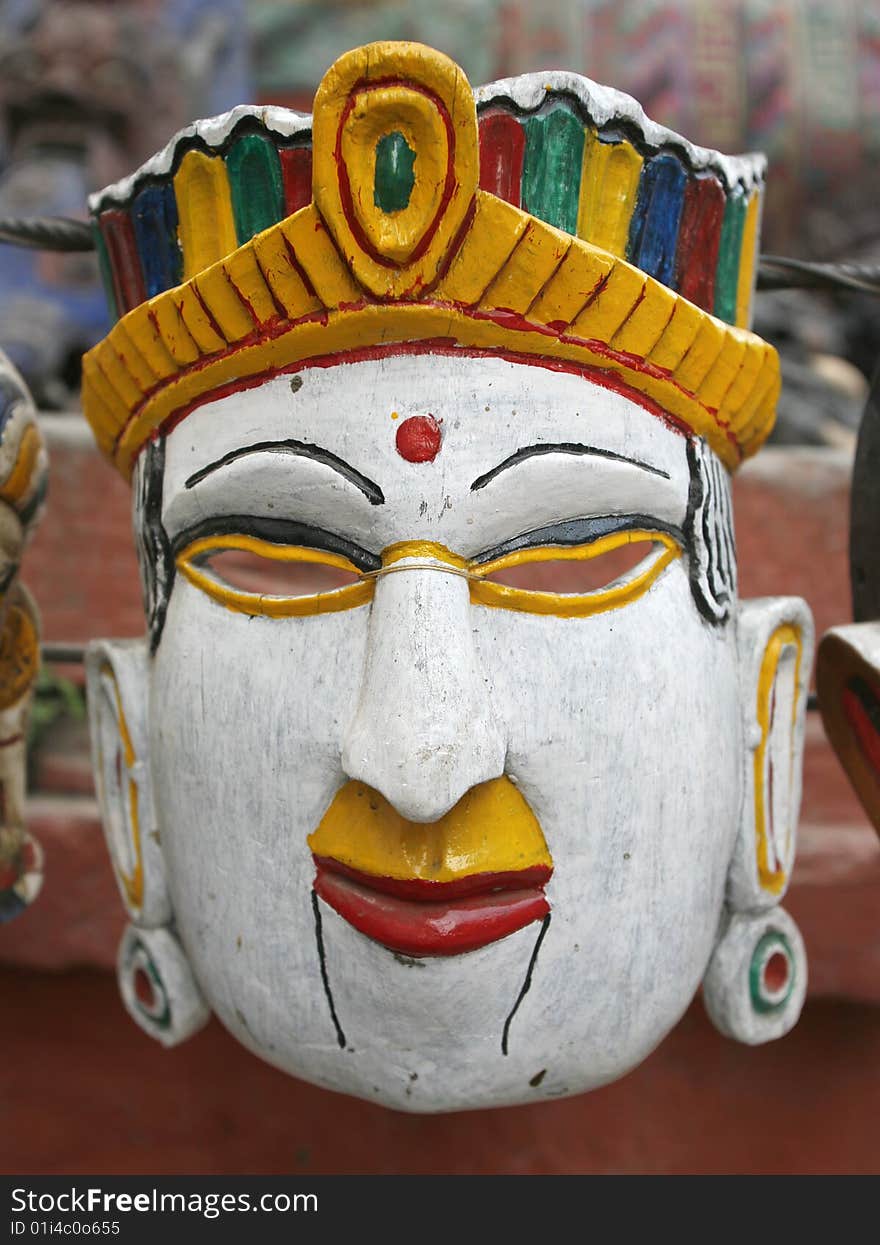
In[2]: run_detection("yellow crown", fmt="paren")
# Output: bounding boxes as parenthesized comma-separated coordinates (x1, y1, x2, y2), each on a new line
(82, 41, 778, 477)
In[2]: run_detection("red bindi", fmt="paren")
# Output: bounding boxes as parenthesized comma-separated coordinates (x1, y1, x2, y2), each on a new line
(395, 414, 442, 463)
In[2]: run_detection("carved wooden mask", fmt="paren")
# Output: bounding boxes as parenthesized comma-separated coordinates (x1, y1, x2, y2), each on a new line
(82, 42, 814, 1110)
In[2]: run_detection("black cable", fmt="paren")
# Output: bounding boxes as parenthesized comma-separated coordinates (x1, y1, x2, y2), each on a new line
(757, 255, 880, 296)
(41, 643, 86, 664)
(2, 214, 880, 297)
(0, 216, 95, 252)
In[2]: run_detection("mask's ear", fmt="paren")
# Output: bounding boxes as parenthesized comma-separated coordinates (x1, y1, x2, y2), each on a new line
(816, 622, 880, 833)
(727, 597, 814, 911)
(85, 638, 170, 926)
(701, 598, 813, 1046)
(86, 638, 210, 1046)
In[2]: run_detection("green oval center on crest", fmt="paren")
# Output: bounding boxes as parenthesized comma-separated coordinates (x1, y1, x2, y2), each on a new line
(374, 131, 416, 213)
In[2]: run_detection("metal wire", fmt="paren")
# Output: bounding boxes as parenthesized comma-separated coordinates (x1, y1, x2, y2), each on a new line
(0, 218, 866, 718)
(757, 255, 880, 296)
(41, 643, 86, 664)
(0, 216, 94, 252)
(363, 561, 474, 582)
(1, 212, 879, 296)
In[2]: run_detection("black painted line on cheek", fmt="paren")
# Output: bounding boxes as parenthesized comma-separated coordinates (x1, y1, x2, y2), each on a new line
(501, 912, 551, 1056)
(140, 437, 175, 655)
(311, 888, 347, 1050)
(684, 438, 724, 626)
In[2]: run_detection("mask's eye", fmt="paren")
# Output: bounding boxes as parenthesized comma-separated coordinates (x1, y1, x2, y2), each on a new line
(176, 535, 373, 617)
(482, 537, 652, 593)
(204, 548, 360, 596)
(470, 530, 681, 617)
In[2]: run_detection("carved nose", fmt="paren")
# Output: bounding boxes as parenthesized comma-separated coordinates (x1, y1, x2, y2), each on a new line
(341, 554, 506, 822)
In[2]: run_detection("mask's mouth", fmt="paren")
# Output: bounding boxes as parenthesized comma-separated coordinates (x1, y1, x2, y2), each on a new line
(313, 857, 550, 956)
(308, 777, 553, 956)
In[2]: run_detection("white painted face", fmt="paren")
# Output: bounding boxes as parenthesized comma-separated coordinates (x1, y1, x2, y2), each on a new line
(145, 352, 743, 1111)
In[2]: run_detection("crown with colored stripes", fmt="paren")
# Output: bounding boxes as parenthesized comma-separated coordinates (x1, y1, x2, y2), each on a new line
(83, 41, 778, 477)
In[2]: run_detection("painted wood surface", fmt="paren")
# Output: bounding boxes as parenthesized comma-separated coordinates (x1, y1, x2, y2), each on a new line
(85, 352, 815, 1110)
(79, 41, 813, 1112)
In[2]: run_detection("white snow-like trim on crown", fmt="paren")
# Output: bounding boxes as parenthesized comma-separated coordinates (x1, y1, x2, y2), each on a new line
(91, 67, 766, 214)
(474, 71, 766, 191)
(89, 104, 311, 213)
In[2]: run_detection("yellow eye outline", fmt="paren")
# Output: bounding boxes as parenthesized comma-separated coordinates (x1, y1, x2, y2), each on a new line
(468, 529, 681, 617)
(175, 528, 681, 620)
(175, 534, 373, 617)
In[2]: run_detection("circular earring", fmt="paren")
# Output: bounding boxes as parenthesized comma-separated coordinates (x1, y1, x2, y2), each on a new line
(702, 907, 806, 1044)
(117, 924, 210, 1048)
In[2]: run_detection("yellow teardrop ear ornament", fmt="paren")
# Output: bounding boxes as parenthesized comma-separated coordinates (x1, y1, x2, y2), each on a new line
(311, 41, 478, 299)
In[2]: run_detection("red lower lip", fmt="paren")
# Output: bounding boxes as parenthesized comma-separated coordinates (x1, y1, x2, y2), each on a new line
(313, 858, 551, 956)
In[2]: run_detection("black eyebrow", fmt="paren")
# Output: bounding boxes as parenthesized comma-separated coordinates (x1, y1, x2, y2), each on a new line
(184, 439, 385, 505)
(470, 443, 671, 492)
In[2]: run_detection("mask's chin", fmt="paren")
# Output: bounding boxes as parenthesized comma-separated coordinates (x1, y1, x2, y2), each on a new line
(294, 897, 555, 1111)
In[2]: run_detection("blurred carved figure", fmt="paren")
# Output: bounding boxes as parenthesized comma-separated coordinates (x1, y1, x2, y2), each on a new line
(0, 1, 187, 182)
(0, 351, 47, 921)
(0, 0, 250, 405)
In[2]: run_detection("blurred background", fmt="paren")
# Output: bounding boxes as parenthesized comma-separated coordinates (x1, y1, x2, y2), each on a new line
(2, 0, 879, 1175)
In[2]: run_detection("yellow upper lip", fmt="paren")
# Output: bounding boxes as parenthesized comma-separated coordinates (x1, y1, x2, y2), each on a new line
(307, 776, 552, 884)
